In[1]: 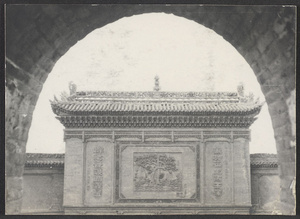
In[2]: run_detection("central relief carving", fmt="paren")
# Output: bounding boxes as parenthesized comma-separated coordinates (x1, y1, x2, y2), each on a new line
(133, 152, 183, 192)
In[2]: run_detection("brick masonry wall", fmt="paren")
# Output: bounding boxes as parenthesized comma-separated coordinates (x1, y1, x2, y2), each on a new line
(250, 154, 281, 214)
(22, 168, 64, 214)
(251, 169, 280, 215)
(5, 5, 296, 214)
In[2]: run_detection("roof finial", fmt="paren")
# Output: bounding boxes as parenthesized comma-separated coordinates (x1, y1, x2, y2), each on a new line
(69, 81, 77, 95)
(237, 82, 244, 97)
(153, 75, 161, 91)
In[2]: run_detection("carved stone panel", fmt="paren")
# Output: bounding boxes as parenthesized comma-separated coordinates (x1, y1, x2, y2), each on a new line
(64, 138, 84, 206)
(84, 141, 113, 205)
(118, 144, 197, 201)
(204, 141, 232, 205)
(133, 152, 183, 193)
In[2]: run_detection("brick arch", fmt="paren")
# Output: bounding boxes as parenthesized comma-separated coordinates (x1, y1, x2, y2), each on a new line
(5, 5, 295, 214)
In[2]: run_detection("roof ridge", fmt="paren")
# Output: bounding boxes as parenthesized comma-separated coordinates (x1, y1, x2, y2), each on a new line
(73, 90, 240, 100)
(75, 90, 239, 94)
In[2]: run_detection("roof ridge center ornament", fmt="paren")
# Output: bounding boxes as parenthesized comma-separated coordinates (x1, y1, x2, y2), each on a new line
(153, 75, 161, 92)
(69, 81, 77, 95)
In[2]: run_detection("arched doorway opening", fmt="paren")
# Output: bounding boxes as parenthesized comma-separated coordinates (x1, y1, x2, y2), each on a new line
(26, 13, 276, 155)
(5, 5, 296, 214)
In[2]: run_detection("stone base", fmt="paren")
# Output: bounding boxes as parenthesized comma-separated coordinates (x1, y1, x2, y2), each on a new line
(64, 205, 251, 215)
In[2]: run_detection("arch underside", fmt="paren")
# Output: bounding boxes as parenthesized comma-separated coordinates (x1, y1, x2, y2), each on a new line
(5, 5, 296, 214)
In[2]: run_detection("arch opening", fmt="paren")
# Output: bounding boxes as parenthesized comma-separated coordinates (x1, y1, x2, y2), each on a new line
(26, 13, 276, 155)
(5, 5, 296, 215)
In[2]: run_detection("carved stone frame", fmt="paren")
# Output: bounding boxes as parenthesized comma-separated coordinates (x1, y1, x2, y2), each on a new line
(114, 141, 200, 203)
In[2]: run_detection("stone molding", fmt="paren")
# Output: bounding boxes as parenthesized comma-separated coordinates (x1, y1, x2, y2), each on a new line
(56, 115, 258, 128)
(115, 143, 199, 203)
(63, 205, 252, 215)
(63, 128, 251, 142)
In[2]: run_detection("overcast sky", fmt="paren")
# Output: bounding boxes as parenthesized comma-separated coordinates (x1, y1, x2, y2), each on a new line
(26, 13, 276, 154)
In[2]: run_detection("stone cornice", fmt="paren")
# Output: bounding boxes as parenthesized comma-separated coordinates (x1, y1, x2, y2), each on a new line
(63, 129, 251, 142)
(56, 115, 258, 128)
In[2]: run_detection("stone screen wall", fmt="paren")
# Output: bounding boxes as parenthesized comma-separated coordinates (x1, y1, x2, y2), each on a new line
(21, 153, 279, 215)
(60, 129, 253, 214)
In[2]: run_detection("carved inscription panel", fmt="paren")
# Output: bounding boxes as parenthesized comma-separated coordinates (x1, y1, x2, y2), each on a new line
(88, 146, 104, 198)
(120, 145, 196, 200)
(204, 141, 232, 205)
(85, 141, 113, 205)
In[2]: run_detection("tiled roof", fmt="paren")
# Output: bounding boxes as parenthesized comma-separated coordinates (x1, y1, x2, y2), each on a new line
(52, 101, 261, 115)
(51, 91, 262, 129)
(25, 153, 64, 167)
(250, 154, 278, 168)
(51, 91, 262, 116)
(25, 160, 64, 167)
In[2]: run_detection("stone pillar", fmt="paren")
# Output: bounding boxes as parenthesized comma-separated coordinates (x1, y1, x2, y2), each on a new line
(63, 135, 115, 213)
(63, 138, 84, 207)
(233, 138, 251, 206)
(202, 131, 251, 213)
(84, 140, 114, 206)
(204, 140, 232, 205)
(5, 79, 37, 214)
